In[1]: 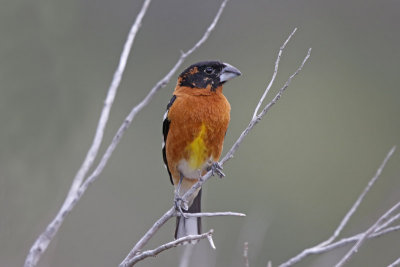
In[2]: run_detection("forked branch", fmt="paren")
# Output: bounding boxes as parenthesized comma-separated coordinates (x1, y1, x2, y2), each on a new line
(24, 1, 152, 265)
(125, 230, 215, 266)
(279, 146, 398, 267)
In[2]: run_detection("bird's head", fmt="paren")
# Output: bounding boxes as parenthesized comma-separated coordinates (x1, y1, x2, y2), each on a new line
(177, 61, 241, 92)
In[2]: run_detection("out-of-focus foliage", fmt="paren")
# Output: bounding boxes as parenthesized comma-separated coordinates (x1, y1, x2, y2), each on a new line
(1, 0, 399, 266)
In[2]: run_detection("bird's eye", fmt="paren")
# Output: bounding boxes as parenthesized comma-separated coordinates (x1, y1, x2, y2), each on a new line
(204, 67, 215, 74)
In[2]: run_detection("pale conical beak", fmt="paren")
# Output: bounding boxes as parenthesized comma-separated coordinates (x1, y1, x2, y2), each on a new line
(219, 63, 241, 83)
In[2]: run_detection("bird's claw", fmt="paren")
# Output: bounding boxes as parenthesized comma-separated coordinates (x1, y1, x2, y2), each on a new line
(174, 196, 188, 218)
(210, 162, 225, 178)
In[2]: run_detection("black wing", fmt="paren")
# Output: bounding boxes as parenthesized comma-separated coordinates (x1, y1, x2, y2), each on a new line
(162, 95, 176, 185)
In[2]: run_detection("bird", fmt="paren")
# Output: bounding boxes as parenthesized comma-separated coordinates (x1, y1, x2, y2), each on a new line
(162, 60, 241, 241)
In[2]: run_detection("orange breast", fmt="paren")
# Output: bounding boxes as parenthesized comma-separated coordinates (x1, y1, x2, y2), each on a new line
(166, 88, 230, 182)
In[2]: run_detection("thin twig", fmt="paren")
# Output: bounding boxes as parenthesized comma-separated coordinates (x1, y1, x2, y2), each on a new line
(119, 29, 311, 266)
(257, 48, 311, 120)
(244, 242, 250, 267)
(373, 224, 400, 237)
(121, 208, 176, 266)
(376, 212, 400, 232)
(317, 146, 396, 248)
(285, 224, 400, 257)
(123, 230, 214, 267)
(118, 210, 244, 265)
(252, 28, 297, 119)
(182, 0, 229, 57)
(278, 146, 397, 267)
(175, 211, 246, 217)
(335, 200, 400, 267)
(24, 1, 152, 266)
(207, 233, 217, 249)
(388, 256, 400, 267)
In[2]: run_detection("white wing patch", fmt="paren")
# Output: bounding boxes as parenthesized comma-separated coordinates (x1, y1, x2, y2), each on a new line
(162, 110, 168, 149)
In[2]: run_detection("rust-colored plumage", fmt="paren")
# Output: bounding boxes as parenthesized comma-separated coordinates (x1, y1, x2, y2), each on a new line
(166, 85, 230, 192)
(162, 61, 241, 240)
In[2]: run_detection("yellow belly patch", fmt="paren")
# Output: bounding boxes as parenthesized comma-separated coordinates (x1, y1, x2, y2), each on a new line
(186, 124, 208, 169)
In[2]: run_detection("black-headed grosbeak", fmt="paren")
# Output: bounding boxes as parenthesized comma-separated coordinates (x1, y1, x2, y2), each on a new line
(162, 61, 241, 240)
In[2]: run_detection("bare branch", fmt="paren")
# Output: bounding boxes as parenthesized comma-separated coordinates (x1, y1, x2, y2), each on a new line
(376, 212, 400, 232)
(24, 1, 152, 266)
(278, 146, 397, 267)
(252, 28, 297, 119)
(308, 224, 400, 255)
(317, 146, 396, 248)
(122, 208, 244, 265)
(183, 0, 229, 57)
(122, 207, 176, 265)
(387, 256, 400, 267)
(256, 48, 311, 121)
(119, 210, 244, 265)
(276, 223, 400, 266)
(373, 224, 400, 237)
(207, 233, 217, 250)
(176, 211, 246, 218)
(244, 242, 249, 267)
(122, 230, 214, 267)
(335, 200, 400, 267)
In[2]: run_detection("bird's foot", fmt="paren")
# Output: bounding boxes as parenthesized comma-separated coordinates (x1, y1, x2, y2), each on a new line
(210, 162, 225, 178)
(174, 195, 188, 218)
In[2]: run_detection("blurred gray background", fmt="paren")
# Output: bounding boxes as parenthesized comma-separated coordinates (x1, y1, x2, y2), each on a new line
(1, 0, 400, 266)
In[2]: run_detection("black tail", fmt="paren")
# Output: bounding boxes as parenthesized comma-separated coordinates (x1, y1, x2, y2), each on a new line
(175, 189, 202, 241)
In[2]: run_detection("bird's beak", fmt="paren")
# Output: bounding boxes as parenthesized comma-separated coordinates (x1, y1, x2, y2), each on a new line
(219, 63, 241, 83)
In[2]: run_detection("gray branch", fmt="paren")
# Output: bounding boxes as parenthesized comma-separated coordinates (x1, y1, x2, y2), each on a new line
(24, 1, 152, 266)
(319, 146, 396, 248)
(278, 146, 397, 267)
(124, 230, 214, 266)
(335, 200, 400, 267)
(278, 224, 400, 258)
(376, 212, 400, 232)
(387, 256, 400, 267)
(252, 27, 297, 119)
(126, 213, 242, 267)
